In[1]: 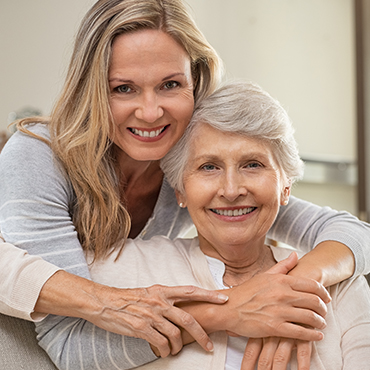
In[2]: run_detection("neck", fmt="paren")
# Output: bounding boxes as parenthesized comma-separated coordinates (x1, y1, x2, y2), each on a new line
(113, 144, 162, 190)
(222, 246, 276, 287)
(198, 235, 276, 287)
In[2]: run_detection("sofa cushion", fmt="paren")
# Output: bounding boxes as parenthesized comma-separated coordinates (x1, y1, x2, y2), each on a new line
(0, 313, 57, 369)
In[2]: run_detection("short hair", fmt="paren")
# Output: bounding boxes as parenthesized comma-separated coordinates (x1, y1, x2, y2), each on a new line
(161, 81, 304, 193)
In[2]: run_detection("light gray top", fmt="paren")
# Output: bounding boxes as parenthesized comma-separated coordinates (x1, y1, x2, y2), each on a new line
(1, 123, 370, 369)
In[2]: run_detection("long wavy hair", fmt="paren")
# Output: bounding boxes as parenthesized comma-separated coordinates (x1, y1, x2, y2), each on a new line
(16, 0, 222, 260)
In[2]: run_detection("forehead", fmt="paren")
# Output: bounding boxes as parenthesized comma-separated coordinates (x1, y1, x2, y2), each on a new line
(110, 29, 190, 71)
(188, 123, 274, 159)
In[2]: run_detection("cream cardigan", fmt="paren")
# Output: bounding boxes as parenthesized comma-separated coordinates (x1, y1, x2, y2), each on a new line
(88, 236, 370, 370)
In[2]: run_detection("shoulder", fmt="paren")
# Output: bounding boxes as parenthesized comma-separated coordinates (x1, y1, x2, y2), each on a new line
(0, 123, 53, 168)
(0, 123, 72, 206)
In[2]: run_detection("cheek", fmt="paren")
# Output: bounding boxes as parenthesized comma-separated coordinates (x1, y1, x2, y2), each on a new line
(176, 90, 195, 123)
(109, 99, 132, 125)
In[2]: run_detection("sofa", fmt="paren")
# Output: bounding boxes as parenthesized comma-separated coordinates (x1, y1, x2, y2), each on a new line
(0, 313, 57, 369)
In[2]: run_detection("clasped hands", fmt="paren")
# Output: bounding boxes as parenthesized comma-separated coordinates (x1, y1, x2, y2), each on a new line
(87, 252, 329, 370)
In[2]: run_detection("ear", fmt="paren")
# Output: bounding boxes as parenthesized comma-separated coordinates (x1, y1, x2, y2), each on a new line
(175, 190, 187, 208)
(280, 181, 292, 206)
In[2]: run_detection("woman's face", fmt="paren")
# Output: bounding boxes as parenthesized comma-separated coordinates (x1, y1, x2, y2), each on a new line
(108, 29, 194, 162)
(177, 124, 291, 259)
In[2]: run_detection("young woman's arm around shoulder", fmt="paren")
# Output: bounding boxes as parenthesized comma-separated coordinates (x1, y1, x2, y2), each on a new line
(0, 127, 227, 369)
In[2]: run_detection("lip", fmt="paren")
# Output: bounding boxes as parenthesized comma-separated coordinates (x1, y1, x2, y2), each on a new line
(127, 124, 169, 142)
(209, 206, 257, 221)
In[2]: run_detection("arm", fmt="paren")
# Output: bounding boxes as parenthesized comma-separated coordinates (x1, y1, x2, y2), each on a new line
(268, 196, 370, 281)
(175, 253, 329, 344)
(0, 237, 60, 321)
(0, 127, 225, 369)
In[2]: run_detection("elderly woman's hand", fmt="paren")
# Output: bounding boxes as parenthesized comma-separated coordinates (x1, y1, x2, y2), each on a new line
(241, 337, 312, 370)
(216, 253, 330, 341)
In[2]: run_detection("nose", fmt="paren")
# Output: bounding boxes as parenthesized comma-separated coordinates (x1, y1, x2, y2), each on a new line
(135, 92, 164, 123)
(217, 170, 247, 202)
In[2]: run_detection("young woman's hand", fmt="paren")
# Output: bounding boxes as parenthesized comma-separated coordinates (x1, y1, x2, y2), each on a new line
(35, 270, 228, 358)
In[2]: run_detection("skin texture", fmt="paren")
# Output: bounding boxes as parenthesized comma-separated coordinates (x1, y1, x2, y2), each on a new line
(109, 30, 194, 163)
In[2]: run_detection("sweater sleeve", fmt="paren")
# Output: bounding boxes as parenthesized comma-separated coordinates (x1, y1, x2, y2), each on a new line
(0, 125, 157, 369)
(332, 276, 370, 368)
(267, 196, 370, 276)
(0, 239, 60, 321)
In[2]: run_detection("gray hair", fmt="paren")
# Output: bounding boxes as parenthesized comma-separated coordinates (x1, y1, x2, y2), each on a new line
(161, 81, 304, 193)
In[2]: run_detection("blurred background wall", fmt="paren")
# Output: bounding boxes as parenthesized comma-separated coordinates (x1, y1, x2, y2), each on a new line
(0, 0, 362, 215)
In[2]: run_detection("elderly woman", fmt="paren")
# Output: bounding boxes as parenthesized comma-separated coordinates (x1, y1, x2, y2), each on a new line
(88, 81, 370, 369)
(0, 0, 369, 369)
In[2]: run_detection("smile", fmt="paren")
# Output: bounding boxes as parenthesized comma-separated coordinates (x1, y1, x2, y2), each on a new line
(211, 207, 256, 217)
(129, 125, 168, 138)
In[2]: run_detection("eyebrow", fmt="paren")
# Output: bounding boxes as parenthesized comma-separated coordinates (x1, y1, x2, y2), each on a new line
(108, 72, 186, 84)
(191, 152, 271, 163)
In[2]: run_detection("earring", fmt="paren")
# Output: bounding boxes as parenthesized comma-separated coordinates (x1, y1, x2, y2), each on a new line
(179, 203, 184, 208)
(282, 199, 289, 206)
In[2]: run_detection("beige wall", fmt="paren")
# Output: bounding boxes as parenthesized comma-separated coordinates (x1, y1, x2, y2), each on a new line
(0, 0, 95, 130)
(0, 0, 357, 213)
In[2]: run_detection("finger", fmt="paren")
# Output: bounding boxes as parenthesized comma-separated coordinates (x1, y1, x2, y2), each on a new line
(275, 322, 324, 342)
(288, 290, 328, 318)
(163, 306, 213, 354)
(271, 338, 294, 370)
(289, 278, 331, 305)
(282, 306, 327, 331)
(160, 285, 229, 304)
(257, 337, 280, 370)
(265, 252, 298, 275)
(140, 326, 172, 358)
(241, 338, 263, 370)
(151, 315, 184, 355)
(296, 340, 312, 370)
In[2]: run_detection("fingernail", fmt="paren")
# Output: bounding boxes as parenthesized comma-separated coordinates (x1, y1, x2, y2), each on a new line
(206, 341, 214, 352)
(218, 293, 229, 302)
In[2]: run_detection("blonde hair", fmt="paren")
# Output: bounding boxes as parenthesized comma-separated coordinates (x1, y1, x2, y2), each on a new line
(16, 0, 223, 260)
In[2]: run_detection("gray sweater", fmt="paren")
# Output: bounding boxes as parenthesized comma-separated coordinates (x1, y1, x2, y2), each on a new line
(1, 124, 370, 369)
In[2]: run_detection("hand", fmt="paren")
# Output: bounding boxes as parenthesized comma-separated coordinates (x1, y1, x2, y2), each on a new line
(86, 283, 229, 358)
(211, 253, 331, 341)
(242, 337, 312, 370)
(35, 270, 228, 359)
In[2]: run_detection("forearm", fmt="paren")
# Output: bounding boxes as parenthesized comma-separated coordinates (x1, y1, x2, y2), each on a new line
(178, 257, 330, 344)
(0, 239, 60, 320)
(270, 196, 370, 276)
(288, 240, 355, 287)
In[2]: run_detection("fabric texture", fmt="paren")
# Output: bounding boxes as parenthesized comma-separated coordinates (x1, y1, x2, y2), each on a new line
(0, 313, 57, 370)
(1, 123, 370, 369)
(89, 236, 370, 370)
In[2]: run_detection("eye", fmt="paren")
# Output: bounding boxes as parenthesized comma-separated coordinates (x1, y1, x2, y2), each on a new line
(162, 81, 180, 90)
(200, 163, 218, 171)
(115, 85, 133, 93)
(245, 162, 262, 169)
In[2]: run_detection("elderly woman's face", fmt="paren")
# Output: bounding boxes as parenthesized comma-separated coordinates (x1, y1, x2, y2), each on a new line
(109, 29, 194, 162)
(177, 124, 291, 255)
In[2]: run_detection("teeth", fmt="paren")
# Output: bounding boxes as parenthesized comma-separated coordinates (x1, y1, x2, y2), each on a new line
(213, 207, 255, 216)
(131, 127, 165, 137)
